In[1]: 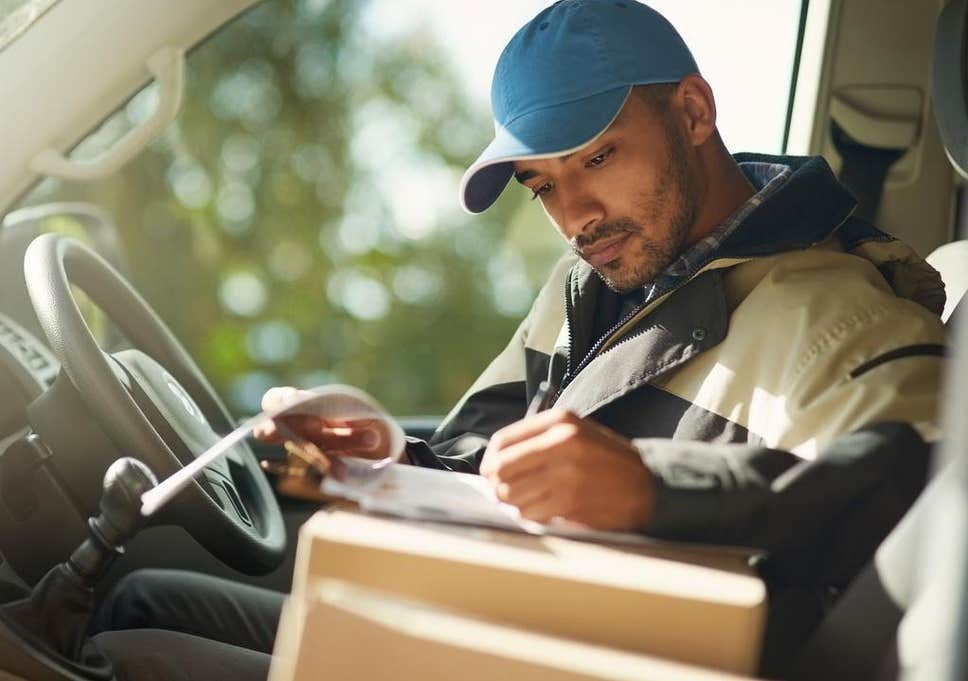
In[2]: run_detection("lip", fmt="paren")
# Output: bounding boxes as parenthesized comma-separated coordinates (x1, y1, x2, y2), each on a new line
(582, 233, 632, 267)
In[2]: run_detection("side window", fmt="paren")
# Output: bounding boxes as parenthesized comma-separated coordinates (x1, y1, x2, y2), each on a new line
(20, 0, 804, 416)
(22, 1, 564, 416)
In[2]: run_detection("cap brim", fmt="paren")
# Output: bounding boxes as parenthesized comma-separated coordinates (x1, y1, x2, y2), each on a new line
(460, 86, 631, 214)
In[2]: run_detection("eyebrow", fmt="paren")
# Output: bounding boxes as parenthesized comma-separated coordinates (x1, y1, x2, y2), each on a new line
(513, 151, 577, 184)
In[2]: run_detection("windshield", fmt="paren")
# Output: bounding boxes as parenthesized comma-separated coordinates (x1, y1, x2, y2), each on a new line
(0, 0, 58, 52)
(19, 0, 806, 416)
(369, 0, 803, 152)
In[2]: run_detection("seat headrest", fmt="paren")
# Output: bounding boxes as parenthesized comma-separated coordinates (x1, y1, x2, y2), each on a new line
(934, 0, 968, 178)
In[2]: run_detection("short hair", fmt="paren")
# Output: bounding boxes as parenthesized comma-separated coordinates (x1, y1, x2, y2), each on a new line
(632, 83, 678, 111)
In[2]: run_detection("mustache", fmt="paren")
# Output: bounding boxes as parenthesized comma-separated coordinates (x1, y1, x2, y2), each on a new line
(571, 219, 638, 252)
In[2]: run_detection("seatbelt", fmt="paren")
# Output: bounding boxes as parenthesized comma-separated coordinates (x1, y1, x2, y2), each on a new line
(831, 119, 906, 223)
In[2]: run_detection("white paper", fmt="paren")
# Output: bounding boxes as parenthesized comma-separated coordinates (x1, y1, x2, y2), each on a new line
(324, 460, 519, 529)
(140, 384, 405, 517)
(141, 383, 755, 553)
(323, 460, 713, 548)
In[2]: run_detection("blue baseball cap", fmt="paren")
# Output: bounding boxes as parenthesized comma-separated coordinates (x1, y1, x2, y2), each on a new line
(460, 0, 699, 214)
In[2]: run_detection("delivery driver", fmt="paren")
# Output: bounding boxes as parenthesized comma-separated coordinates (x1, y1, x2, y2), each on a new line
(91, 2, 946, 679)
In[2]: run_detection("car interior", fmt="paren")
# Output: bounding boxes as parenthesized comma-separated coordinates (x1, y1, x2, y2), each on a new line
(0, 0, 966, 679)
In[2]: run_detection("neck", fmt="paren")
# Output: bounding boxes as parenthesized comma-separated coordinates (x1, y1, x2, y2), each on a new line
(684, 140, 756, 248)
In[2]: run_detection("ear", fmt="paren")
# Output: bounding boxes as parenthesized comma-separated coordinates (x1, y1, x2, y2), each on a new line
(675, 74, 717, 147)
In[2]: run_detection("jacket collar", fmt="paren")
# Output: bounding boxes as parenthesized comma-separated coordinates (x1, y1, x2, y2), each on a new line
(556, 154, 862, 414)
(568, 153, 860, 296)
(563, 154, 858, 372)
(717, 153, 858, 258)
(556, 269, 730, 415)
(569, 153, 860, 290)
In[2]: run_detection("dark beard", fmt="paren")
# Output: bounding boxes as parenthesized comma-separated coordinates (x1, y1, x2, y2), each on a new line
(575, 122, 697, 293)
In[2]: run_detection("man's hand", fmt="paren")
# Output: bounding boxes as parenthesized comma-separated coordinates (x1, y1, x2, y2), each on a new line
(259, 441, 330, 503)
(253, 386, 406, 501)
(253, 386, 391, 459)
(479, 409, 655, 531)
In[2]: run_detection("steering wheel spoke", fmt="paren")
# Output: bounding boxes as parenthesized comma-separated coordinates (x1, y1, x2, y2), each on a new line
(200, 469, 254, 527)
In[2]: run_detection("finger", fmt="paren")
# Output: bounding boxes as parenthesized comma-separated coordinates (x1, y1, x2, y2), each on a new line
(252, 419, 282, 442)
(316, 425, 381, 452)
(274, 473, 328, 503)
(493, 467, 553, 508)
(261, 386, 311, 413)
(485, 421, 580, 483)
(282, 439, 330, 475)
(505, 487, 554, 519)
(517, 489, 572, 524)
(259, 414, 383, 453)
(254, 386, 316, 441)
(479, 446, 498, 475)
(259, 459, 296, 476)
(575, 416, 640, 451)
(253, 414, 328, 443)
(330, 418, 390, 454)
(482, 409, 578, 473)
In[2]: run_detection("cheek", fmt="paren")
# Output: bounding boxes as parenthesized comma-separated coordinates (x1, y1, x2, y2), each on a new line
(615, 161, 666, 211)
(636, 164, 684, 223)
(538, 200, 566, 236)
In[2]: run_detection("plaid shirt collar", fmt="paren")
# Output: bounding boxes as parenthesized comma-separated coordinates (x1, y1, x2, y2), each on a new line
(643, 161, 793, 304)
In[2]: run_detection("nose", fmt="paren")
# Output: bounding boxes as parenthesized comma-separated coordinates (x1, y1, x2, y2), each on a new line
(556, 185, 605, 241)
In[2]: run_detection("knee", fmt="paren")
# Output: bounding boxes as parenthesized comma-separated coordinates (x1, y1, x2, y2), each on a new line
(93, 569, 172, 633)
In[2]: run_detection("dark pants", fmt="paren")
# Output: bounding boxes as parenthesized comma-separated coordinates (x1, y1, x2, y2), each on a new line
(90, 569, 285, 681)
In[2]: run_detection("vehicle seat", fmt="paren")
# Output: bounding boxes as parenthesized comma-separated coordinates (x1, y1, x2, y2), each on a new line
(784, 1, 968, 678)
(926, 240, 968, 323)
(927, 0, 968, 327)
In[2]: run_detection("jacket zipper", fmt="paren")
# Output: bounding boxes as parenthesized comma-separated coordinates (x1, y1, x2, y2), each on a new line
(555, 263, 734, 399)
(558, 300, 648, 396)
(556, 273, 655, 398)
(552, 203, 859, 400)
(554, 272, 578, 401)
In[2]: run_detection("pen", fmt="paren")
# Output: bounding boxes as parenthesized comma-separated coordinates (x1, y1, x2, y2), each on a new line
(525, 380, 555, 417)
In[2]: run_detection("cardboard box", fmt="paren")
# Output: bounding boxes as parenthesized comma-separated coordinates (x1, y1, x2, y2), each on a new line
(270, 578, 758, 681)
(282, 510, 766, 675)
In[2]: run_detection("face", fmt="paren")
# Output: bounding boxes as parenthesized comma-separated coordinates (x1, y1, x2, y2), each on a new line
(513, 89, 700, 293)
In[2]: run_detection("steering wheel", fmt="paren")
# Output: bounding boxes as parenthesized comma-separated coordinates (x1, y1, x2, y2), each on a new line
(23, 234, 285, 574)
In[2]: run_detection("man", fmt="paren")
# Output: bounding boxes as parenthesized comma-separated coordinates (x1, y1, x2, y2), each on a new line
(93, 1, 946, 678)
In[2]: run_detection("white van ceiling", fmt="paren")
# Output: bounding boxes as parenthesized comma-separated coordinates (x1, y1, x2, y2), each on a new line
(0, 0, 256, 213)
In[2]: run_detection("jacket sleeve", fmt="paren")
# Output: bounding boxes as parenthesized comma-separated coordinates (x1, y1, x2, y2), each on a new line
(403, 310, 530, 473)
(771, 298, 944, 458)
(406, 253, 575, 473)
(662, 246, 947, 459)
(636, 422, 931, 588)
(637, 279, 945, 585)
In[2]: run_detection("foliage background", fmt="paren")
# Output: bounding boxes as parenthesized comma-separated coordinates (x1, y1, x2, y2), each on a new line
(25, 0, 564, 416)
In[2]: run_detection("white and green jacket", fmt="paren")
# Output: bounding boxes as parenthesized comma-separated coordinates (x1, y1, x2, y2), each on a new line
(408, 153, 946, 590)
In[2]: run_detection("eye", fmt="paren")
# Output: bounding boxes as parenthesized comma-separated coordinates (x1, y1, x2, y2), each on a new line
(586, 146, 614, 168)
(530, 181, 553, 200)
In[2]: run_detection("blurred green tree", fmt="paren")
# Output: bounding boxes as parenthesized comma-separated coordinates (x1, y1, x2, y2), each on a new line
(24, 0, 564, 416)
